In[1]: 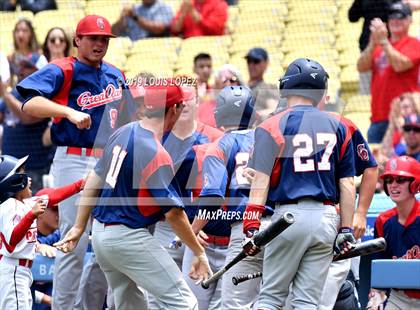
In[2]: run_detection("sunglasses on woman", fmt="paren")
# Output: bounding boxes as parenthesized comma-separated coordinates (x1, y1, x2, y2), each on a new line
(49, 37, 65, 44)
(383, 176, 412, 184)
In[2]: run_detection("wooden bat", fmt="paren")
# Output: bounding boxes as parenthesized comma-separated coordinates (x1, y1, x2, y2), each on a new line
(231, 237, 387, 285)
(201, 212, 295, 289)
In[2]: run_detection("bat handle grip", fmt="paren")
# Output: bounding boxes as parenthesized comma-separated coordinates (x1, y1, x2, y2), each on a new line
(232, 272, 263, 285)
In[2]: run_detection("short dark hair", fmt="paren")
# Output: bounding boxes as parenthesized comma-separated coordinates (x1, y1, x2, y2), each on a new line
(194, 53, 212, 65)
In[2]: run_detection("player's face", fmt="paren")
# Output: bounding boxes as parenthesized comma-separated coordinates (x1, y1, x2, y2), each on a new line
(194, 59, 212, 83)
(76, 35, 110, 67)
(38, 208, 59, 234)
(385, 176, 413, 202)
(14, 21, 32, 49)
(388, 17, 411, 37)
(15, 167, 32, 199)
(247, 58, 267, 80)
(165, 103, 185, 131)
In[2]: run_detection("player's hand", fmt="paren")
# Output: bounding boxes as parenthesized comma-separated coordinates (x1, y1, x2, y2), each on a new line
(333, 227, 356, 255)
(36, 243, 57, 258)
(122, 4, 133, 17)
(366, 289, 387, 310)
(197, 230, 209, 248)
(67, 110, 92, 130)
(53, 226, 84, 253)
(242, 167, 256, 183)
(189, 253, 212, 285)
(242, 230, 261, 256)
(353, 212, 367, 240)
(168, 236, 183, 250)
(31, 199, 47, 217)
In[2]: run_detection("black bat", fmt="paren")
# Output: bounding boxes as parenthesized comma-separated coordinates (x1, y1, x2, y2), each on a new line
(332, 237, 386, 261)
(232, 272, 263, 285)
(231, 237, 387, 285)
(201, 211, 295, 289)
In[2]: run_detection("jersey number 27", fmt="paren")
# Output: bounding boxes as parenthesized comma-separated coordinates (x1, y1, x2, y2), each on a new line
(293, 133, 336, 172)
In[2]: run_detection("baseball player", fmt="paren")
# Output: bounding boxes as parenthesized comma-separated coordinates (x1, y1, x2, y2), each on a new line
(243, 58, 357, 309)
(189, 85, 267, 309)
(317, 115, 378, 310)
(155, 84, 222, 269)
(54, 83, 212, 310)
(367, 156, 420, 310)
(16, 15, 132, 309)
(0, 155, 47, 309)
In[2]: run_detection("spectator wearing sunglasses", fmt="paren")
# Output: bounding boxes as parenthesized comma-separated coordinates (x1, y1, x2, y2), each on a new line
(399, 114, 420, 161)
(245, 47, 279, 118)
(42, 27, 71, 62)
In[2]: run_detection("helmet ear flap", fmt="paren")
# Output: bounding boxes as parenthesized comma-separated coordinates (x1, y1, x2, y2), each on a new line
(383, 181, 390, 196)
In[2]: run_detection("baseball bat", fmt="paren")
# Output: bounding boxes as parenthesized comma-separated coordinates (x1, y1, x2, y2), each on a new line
(201, 211, 295, 289)
(332, 237, 386, 261)
(232, 272, 263, 285)
(231, 237, 387, 285)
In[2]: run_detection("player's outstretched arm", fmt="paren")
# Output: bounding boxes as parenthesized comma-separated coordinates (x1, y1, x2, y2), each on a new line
(165, 207, 212, 284)
(353, 166, 378, 239)
(23, 96, 91, 129)
(54, 172, 101, 253)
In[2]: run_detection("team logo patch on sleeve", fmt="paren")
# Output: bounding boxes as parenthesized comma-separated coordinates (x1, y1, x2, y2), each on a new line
(357, 143, 369, 161)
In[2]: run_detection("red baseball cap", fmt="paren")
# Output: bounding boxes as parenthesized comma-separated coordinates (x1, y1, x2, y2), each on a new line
(35, 188, 57, 209)
(144, 83, 189, 110)
(76, 15, 115, 37)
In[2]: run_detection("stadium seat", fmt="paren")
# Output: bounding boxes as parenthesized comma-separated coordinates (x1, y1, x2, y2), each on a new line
(372, 260, 420, 289)
(343, 112, 371, 138)
(342, 95, 371, 114)
(130, 37, 181, 57)
(340, 65, 360, 93)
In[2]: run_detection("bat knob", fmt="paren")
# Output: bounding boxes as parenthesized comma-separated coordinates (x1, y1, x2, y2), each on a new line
(232, 277, 239, 286)
(201, 282, 210, 289)
(283, 211, 295, 224)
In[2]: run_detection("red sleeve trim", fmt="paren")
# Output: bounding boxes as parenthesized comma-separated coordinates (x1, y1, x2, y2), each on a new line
(50, 57, 75, 123)
(205, 140, 226, 162)
(142, 140, 174, 182)
(36, 179, 83, 207)
(6, 211, 36, 250)
(404, 200, 420, 228)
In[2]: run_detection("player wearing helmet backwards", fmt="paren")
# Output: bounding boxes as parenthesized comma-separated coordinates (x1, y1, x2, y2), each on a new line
(0, 155, 47, 309)
(243, 58, 357, 309)
(367, 156, 420, 310)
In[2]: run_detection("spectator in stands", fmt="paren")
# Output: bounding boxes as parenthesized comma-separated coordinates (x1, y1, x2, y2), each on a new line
(171, 0, 228, 38)
(1, 0, 56, 12)
(357, 2, 420, 143)
(0, 59, 52, 193)
(400, 114, 420, 161)
(42, 27, 71, 62)
(382, 92, 420, 158)
(197, 64, 243, 127)
(193, 53, 212, 101)
(8, 19, 47, 86)
(0, 51, 11, 151)
(245, 47, 279, 118)
(111, 0, 173, 41)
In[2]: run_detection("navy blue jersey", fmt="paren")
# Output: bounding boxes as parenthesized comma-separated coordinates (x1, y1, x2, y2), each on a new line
(92, 122, 183, 229)
(251, 105, 356, 204)
(330, 113, 377, 176)
(162, 123, 222, 219)
(374, 201, 420, 298)
(199, 129, 270, 229)
(17, 57, 133, 148)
